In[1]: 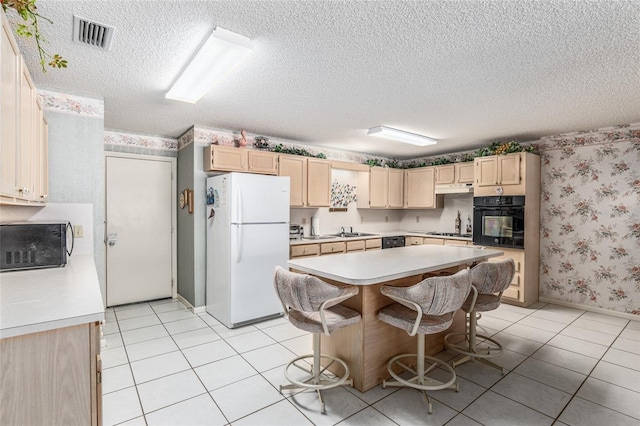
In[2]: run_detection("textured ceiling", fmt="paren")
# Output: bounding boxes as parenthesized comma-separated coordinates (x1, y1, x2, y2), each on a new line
(7, 1, 640, 158)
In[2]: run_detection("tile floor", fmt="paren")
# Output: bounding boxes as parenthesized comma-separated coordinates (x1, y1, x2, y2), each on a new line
(101, 299, 640, 426)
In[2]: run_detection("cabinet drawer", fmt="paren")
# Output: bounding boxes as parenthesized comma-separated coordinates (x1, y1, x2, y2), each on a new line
(407, 236, 423, 246)
(290, 244, 319, 258)
(365, 238, 382, 250)
(320, 242, 346, 255)
(346, 240, 365, 252)
(422, 237, 444, 246)
(443, 239, 469, 246)
(502, 286, 520, 300)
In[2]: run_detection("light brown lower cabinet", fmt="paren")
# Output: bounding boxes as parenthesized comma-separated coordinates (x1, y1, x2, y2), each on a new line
(320, 242, 346, 255)
(0, 321, 102, 425)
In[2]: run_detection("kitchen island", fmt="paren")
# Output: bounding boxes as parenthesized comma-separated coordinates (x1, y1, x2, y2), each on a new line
(0, 255, 104, 425)
(287, 244, 502, 392)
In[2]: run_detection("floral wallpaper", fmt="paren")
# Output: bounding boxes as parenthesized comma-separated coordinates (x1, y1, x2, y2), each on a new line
(331, 180, 357, 208)
(536, 124, 640, 315)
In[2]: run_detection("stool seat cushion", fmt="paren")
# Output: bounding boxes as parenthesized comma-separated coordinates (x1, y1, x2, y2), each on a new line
(379, 304, 455, 335)
(289, 304, 361, 334)
(461, 293, 501, 312)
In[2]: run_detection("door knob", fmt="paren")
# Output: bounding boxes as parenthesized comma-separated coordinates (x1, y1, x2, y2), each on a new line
(107, 233, 118, 246)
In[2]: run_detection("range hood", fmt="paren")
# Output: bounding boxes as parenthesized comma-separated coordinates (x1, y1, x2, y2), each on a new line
(434, 183, 474, 194)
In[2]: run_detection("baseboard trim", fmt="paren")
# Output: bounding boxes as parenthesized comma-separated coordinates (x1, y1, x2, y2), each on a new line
(540, 297, 639, 322)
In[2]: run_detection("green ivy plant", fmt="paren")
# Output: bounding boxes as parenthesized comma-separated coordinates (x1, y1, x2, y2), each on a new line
(2, 0, 67, 71)
(272, 143, 325, 159)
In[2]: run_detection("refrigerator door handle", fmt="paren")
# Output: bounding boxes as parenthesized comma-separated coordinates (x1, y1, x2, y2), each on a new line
(235, 184, 243, 224)
(236, 225, 242, 263)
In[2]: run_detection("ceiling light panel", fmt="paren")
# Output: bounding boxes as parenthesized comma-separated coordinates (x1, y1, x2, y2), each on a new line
(166, 27, 252, 103)
(367, 126, 437, 146)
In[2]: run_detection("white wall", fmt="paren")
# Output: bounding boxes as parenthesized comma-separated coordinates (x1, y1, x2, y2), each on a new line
(399, 193, 474, 234)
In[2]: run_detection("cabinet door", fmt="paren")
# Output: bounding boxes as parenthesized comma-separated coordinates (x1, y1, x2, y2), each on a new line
(18, 58, 36, 200)
(247, 150, 277, 175)
(40, 115, 48, 202)
(455, 162, 474, 183)
(207, 145, 247, 172)
(278, 154, 307, 207)
(33, 98, 48, 202)
(404, 167, 437, 208)
(369, 167, 388, 208)
(497, 154, 521, 185)
(307, 158, 331, 207)
(435, 165, 455, 184)
(474, 157, 498, 187)
(387, 168, 404, 208)
(1, 15, 19, 198)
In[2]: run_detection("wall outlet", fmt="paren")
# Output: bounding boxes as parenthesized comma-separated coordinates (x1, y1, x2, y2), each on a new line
(73, 225, 84, 238)
(416, 216, 420, 223)
(566, 278, 573, 286)
(385, 216, 388, 223)
(301, 217, 306, 224)
(361, 216, 364, 223)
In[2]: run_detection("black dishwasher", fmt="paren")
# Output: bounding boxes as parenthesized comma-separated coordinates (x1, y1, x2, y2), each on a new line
(382, 236, 406, 249)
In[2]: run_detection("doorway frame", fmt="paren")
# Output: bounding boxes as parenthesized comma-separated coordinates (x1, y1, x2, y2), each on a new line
(104, 151, 178, 300)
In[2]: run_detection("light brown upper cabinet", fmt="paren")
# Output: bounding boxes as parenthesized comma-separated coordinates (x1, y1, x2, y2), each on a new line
(1, 10, 48, 206)
(369, 167, 403, 208)
(204, 145, 278, 175)
(435, 162, 474, 185)
(474, 152, 540, 197)
(475, 154, 520, 187)
(404, 167, 443, 209)
(278, 154, 330, 207)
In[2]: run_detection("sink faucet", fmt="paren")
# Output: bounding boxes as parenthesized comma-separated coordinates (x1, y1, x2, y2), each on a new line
(340, 227, 345, 235)
(350, 226, 353, 233)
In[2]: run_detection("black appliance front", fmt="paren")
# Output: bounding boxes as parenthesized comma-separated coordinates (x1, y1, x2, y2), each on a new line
(382, 236, 406, 249)
(0, 222, 72, 271)
(473, 196, 525, 248)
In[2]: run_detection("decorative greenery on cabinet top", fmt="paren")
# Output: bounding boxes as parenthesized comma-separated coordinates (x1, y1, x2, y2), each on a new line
(364, 140, 537, 169)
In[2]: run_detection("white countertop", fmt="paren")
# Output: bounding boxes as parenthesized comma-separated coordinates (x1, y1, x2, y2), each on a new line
(290, 230, 473, 246)
(287, 244, 503, 285)
(0, 255, 105, 339)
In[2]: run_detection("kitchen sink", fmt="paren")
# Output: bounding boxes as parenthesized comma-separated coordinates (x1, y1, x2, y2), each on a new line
(302, 235, 338, 240)
(327, 232, 379, 238)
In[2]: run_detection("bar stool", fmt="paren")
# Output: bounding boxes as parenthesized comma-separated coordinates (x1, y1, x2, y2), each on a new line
(444, 259, 515, 374)
(273, 266, 361, 414)
(378, 268, 472, 414)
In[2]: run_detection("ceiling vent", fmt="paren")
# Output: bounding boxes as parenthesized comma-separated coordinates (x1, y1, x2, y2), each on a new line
(72, 15, 115, 51)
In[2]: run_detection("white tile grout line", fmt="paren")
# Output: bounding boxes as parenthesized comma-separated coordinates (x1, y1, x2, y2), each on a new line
(105, 299, 640, 426)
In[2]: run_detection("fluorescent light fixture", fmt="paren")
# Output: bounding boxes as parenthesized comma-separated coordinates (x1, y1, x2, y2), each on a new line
(166, 27, 252, 103)
(367, 126, 437, 146)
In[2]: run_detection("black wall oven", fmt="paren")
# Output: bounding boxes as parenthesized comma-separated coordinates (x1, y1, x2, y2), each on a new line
(473, 196, 525, 249)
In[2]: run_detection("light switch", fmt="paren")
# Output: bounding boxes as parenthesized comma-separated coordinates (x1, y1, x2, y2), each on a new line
(73, 225, 84, 238)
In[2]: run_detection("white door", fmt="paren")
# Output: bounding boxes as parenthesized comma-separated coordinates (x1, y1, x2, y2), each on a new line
(106, 156, 173, 307)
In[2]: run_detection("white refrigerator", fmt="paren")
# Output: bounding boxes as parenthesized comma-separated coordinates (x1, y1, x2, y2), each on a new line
(205, 173, 290, 328)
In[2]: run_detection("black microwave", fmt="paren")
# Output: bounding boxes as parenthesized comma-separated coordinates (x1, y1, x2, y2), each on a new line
(0, 222, 74, 272)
